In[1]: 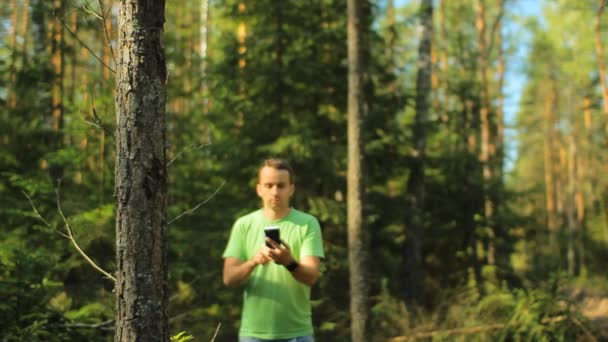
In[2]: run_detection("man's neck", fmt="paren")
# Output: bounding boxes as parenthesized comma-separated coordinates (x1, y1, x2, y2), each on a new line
(262, 207, 291, 221)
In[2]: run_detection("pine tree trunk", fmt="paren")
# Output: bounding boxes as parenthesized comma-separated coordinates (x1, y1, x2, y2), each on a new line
(404, 0, 433, 324)
(496, 0, 505, 182)
(347, 0, 369, 340)
(439, 0, 448, 123)
(596, 0, 608, 121)
(51, 0, 63, 132)
(7, 0, 19, 110)
(114, 1, 169, 340)
(476, 0, 495, 266)
(543, 86, 558, 245)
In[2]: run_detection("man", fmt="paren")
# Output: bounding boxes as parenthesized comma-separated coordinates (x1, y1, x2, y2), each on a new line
(223, 158, 325, 342)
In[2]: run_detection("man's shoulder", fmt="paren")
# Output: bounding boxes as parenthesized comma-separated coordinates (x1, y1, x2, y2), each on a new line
(290, 208, 319, 225)
(235, 209, 263, 225)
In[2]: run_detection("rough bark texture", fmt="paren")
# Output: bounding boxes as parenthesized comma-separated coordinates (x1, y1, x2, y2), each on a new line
(347, 0, 369, 340)
(404, 0, 433, 323)
(114, 0, 169, 341)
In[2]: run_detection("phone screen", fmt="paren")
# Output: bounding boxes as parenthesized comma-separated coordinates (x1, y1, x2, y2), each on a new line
(264, 226, 280, 248)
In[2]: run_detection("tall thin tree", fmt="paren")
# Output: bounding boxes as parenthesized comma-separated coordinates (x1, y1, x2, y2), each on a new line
(114, 0, 169, 340)
(404, 0, 433, 323)
(475, 0, 495, 265)
(347, 0, 369, 340)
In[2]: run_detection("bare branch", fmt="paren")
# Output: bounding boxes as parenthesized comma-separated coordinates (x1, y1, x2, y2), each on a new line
(211, 322, 221, 342)
(23, 191, 70, 238)
(57, 319, 114, 330)
(98, 0, 117, 65)
(167, 144, 211, 167)
(486, 0, 506, 59)
(58, 17, 115, 74)
(86, 93, 115, 140)
(54, 183, 117, 283)
(168, 181, 226, 225)
(81, 0, 103, 19)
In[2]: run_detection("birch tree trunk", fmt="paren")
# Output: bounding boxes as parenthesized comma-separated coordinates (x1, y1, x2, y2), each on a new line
(347, 0, 369, 340)
(114, 0, 169, 340)
(405, 0, 433, 323)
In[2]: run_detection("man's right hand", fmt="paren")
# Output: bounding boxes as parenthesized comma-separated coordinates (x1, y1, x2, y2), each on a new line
(223, 245, 271, 287)
(252, 247, 272, 266)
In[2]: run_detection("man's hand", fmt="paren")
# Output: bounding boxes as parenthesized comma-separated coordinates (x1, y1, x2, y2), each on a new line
(223, 245, 271, 287)
(252, 247, 272, 266)
(264, 238, 295, 265)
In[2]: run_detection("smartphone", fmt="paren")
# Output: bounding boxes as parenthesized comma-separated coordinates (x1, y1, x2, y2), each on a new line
(264, 226, 280, 248)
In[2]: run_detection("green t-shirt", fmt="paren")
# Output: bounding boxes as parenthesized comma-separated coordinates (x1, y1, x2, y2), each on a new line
(223, 208, 325, 339)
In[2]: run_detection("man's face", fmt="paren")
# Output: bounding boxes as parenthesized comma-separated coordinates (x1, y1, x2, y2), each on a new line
(257, 166, 294, 211)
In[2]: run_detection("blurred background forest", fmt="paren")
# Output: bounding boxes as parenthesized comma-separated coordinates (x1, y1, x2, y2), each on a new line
(2, 0, 608, 341)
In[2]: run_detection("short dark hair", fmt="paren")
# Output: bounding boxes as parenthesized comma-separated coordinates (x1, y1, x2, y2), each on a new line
(259, 158, 295, 184)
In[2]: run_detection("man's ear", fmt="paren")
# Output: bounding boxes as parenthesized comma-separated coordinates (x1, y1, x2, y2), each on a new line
(289, 183, 295, 196)
(256, 183, 262, 197)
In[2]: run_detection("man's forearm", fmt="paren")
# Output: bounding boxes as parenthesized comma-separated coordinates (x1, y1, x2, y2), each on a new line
(289, 262, 319, 287)
(223, 259, 257, 287)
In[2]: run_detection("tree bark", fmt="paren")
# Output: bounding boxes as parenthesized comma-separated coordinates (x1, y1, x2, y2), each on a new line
(543, 84, 558, 246)
(347, 0, 369, 340)
(7, 0, 19, 110)
(404, 0, 433, 324)
(596, 0, 608, 122)
(114, 0, 169, 340)
(476, 0, 495, 266)
(496, 0, 505, 181)
(439, 0, 448, 123)
(51, 0, 64, 132)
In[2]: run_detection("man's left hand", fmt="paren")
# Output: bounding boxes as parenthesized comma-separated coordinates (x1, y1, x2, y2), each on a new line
(264, 238, 295, 265)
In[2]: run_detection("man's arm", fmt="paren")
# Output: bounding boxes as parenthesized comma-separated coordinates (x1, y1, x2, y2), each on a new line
(223, 249, 269, 287)
(289, 255, 321, 287)
(265, 238, 321, 287)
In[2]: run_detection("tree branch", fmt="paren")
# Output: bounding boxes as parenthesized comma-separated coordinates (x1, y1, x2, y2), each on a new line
(84, 91, 115, 142)
(211, 322, 221, 342)
(58, 17, 116, 74)
(168, 181, 226, 225)
(54, 182, 117, 283)
(167, 144, 211, 167)
(486, 0, 506, 59)
(23, 191, 69, 239)
(23, 185, 116, 284)
(98, 0, 117, 66)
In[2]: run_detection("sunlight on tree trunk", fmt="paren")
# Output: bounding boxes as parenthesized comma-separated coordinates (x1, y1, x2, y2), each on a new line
(114, 0, 169, 340)
(347, 0, 369, 340)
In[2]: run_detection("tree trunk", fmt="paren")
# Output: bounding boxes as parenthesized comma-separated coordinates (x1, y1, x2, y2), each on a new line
(596, 0, 608, 122)
(439, 0, 448, 123)
(496, 0, 505, 182)
(114, 0, 169, 340)
(51, 0, 64, 132)
(347, 0, 369, 340)
(7, 0, 19, 110)
(543, 89, 557, 248)
(476, 0, 495, 266)
(404, 0, 433, 324)
(543, 85, 557, 244)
